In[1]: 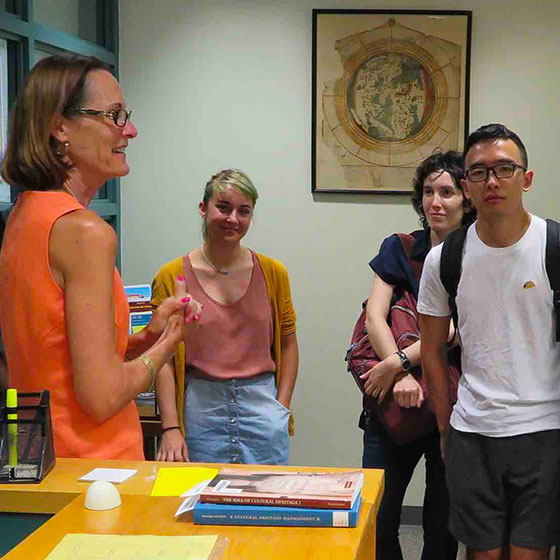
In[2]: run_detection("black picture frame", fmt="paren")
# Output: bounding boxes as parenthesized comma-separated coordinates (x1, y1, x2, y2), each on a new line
(312, 9, 472, 194)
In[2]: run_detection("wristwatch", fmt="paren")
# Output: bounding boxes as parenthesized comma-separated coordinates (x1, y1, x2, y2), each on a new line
(395, 350, 411, 373)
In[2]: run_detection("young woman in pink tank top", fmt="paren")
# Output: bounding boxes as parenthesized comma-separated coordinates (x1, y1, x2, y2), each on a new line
(0, 54, 201, 459)
(152, 170, 299, 465)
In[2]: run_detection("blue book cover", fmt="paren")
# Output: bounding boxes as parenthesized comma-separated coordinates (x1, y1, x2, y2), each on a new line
(129, 311, 152, 335)
(124, 284, 151, 302)
(193, 497, 361, 527)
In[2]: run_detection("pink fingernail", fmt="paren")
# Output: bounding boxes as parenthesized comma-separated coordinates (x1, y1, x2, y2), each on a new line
(194, 315, 200, 321)
(181, 297, 191, 303)
(177, 275, 184, 281)
(185, 317, 191, 324)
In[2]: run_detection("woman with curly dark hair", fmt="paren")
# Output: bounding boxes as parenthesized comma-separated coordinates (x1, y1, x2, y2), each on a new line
(359, 150, 475, 560)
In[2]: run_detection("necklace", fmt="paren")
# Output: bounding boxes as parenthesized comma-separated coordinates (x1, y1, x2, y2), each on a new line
(200, 245, 242, 276)
(63, 184, 79, 201)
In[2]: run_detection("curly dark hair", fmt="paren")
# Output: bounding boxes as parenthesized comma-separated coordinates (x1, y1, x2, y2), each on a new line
(411, 150, 476, 230)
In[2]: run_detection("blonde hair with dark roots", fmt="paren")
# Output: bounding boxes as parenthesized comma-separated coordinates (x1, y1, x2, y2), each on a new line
(1, 53, 109, 192)
(201, 169, 259, 240)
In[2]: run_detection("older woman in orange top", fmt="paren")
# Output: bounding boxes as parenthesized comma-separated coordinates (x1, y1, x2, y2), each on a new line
(0, 54, 201, 459)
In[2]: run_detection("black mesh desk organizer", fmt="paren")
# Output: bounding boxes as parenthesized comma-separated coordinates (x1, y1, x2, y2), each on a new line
(0, 390, 55, 483)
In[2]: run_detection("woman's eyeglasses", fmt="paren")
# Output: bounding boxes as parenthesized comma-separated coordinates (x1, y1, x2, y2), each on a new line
(73, 108, 132, 127)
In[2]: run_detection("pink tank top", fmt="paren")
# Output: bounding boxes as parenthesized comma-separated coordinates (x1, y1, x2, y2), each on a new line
(0, 191, 143, 459)
(183, 251, 275, 379)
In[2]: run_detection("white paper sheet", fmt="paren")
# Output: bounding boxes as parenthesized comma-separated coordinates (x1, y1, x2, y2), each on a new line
(79, 468, 138, 484)
(175, 479, 215, 517)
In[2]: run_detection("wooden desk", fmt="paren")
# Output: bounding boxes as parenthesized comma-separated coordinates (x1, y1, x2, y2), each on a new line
(0, 459, 164, 514)
(1, 459, 384, 560)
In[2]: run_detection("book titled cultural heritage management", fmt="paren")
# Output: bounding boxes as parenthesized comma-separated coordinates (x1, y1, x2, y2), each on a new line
(193, 497, 362, 527)
(199, 469, 364, 510)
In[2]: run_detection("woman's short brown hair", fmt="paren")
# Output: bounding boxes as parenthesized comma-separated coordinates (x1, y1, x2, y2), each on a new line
(1, 53, 109, 192)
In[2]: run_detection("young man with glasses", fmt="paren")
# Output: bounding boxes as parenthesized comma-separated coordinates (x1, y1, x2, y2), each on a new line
(417, 123, 560, 560)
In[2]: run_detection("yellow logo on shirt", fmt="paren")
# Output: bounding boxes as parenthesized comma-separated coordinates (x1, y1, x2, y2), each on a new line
(523, 281, 536, 289)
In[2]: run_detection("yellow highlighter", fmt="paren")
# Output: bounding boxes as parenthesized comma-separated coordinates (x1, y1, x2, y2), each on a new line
(6, 389, 18, 468)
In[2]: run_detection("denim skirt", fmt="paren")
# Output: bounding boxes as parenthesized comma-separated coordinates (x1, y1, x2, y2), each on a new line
(183, 372, 290, 465)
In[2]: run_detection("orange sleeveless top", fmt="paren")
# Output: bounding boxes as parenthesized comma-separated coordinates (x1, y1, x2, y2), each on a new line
(0, 191, 143, 459)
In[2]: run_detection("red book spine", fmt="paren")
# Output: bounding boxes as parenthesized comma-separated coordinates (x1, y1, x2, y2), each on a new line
(199, 494, 352, 510)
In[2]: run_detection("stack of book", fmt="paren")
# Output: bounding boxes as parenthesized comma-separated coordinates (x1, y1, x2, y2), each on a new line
(193, 469, 364, 528)
(125, 285, 156, 407)
(124, 284, 153, 335)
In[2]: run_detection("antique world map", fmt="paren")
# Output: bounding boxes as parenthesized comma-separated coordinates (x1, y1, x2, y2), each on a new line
(348, 52, 435, 143)
(317, 17, 465, 192)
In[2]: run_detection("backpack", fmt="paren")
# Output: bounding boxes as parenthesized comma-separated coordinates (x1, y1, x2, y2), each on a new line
(346, 233, 460, 445)
(440, 219, 560, 341)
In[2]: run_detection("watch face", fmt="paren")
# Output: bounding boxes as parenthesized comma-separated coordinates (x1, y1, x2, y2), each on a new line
(398, 351, 411, 371)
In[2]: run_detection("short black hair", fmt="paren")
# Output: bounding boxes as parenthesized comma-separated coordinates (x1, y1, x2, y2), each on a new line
(411, 150, 476, 230)
(463, 123, 528, 169)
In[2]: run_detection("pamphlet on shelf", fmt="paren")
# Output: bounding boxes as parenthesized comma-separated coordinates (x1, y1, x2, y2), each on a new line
(125, 284, 153, 334)
(124, 284, 151, 303)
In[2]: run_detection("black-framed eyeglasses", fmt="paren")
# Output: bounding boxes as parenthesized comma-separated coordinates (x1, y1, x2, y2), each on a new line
(465, 163, 526, 183)
(73, 108, 132, 127)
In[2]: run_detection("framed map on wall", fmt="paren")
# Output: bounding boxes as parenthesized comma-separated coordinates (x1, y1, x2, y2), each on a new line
(312, 9, 472, 194)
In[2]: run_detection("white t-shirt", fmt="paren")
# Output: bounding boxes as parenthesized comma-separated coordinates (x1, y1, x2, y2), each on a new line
(418, 215, 560, 436)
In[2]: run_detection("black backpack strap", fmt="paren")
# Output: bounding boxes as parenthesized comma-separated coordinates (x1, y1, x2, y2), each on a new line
(440, 225, 470, 331)
(546, 219, 560, 342)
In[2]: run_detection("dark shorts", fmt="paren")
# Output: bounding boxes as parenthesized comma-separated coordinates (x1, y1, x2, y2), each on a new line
(445, 426, 560, 551)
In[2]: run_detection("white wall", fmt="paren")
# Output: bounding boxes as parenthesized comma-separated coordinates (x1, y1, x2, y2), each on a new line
(119, 0, 560, 506)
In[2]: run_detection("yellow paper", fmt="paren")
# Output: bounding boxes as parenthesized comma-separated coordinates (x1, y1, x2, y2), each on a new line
(151, 467, 219, 497)
(45, 534, 218, 560)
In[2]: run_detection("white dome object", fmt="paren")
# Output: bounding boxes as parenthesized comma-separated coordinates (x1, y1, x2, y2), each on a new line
(84, 480, 122, 511)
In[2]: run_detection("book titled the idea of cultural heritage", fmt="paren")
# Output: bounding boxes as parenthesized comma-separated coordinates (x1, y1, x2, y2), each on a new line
(199, 469, 364, 510)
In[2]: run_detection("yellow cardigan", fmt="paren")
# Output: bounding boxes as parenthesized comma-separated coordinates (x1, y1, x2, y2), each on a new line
(151, 252, 297, 435)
